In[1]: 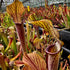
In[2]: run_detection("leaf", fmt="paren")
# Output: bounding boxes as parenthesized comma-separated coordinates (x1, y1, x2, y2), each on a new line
(28, 13, 43, 21)
(66, 15, 70, 27)
(28, 19, 59, 42)
(1, 13, 14, 28)
(28, 14, 36, 21)
(7, 0, 25, 23)
(33, 38, 42, 44)
(5, 38, 13, 53)
(0, 32, 8, 46)
(23, 52, 46, 70)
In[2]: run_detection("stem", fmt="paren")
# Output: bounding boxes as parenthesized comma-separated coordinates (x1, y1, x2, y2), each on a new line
(33, 27, 35, 39)
(26, 23, 30, 46)
(1, 63, 7, 70)
(0, 55, 7, 70)
(35, 26, 40, 38)
(15, 23, 26, 53)
(10, 51, 22, 61)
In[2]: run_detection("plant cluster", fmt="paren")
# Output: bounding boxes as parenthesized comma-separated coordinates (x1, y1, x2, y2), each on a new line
(23, 4, 70, 29)
(0, 0, 70, 70)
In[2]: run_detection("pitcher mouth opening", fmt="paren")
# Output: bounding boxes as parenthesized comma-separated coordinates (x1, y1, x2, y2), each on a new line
(46, 44, 61, 55)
